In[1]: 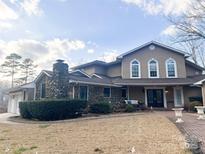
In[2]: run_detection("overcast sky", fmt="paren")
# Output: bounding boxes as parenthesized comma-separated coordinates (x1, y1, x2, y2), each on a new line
(0, 0, 191, 74)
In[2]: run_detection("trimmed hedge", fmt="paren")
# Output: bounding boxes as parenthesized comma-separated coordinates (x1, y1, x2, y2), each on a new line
(185, 101, 202, 112)
(89, 102, 112, 114)
(19, 99, 87, 121)
(189, 96, 202, 102)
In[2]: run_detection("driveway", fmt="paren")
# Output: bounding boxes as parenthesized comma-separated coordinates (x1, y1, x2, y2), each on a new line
(0, 113, 19, 124)
(157, 111, 205, 153)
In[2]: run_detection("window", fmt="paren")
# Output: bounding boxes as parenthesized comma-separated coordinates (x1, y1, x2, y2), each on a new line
(166, 58, 177, 78)
(174, 87, 184, 107)
(131, 59, 140, 78)
(40, 83, 46, 98)
(148, 59, 159, 78)
(23, 91, 26, 101)
(121, 88, 127, 98)
(104, 87, 111, 97)
(79, 86, 88, 100)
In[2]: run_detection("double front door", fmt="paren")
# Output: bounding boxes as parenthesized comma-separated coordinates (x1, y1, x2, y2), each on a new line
(147, 89, 164, 107)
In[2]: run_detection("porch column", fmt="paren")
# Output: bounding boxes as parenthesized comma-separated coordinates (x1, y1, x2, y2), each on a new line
(202, 82, 205, 106)
(127, 86, 130, 100)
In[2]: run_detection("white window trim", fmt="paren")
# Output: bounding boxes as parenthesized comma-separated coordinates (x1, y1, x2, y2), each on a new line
(148, 58, 159, 78)
(144, 87, 167, 108)
(130, 59, 141, 78)
(104, 87, 111, 98)
(173, 87, 184, 107)
(165, 58, 177, 78)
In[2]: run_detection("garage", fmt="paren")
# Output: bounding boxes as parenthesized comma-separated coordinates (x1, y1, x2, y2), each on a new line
(7, 82, 35, 115)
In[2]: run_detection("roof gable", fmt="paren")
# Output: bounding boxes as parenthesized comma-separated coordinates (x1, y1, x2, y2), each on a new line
(69, 70, 91, 78)
(117, 41, 188, 59)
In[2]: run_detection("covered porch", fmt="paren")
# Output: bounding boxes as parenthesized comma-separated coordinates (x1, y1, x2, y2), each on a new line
(127, 85, 202, 109)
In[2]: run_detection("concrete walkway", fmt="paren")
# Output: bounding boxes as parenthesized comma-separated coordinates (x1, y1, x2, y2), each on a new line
(0, 113, 19, 124)
(157, 111, 205, 153)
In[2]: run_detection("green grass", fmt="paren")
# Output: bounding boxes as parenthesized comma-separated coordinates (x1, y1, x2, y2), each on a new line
(13, 147, 28, 154)
(39, 124, 50, 128)
(0, 138, 6, 141)
(30, 146, 38, 150)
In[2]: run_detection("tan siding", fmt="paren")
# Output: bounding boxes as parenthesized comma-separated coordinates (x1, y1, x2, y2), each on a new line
(183, 86, 202, 106)
(106, 63, 121, 77)
(128, 86, 145, 103)
(185, 64, 202, 76)
(122, 46, 186, 79)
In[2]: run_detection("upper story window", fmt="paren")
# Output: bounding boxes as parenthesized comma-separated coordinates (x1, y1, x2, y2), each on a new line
(148, 59, 159, 78)
(130, 59, 140, 78)
(166, 58, 177, 78)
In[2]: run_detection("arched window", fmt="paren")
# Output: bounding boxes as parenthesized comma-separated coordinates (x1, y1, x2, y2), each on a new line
(166, 58, 177, 78)
(148, 59, 159, 78)
(130, 59, 140, 78)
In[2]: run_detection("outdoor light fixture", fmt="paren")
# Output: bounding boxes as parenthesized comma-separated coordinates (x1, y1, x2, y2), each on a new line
(172, 108, 184, 123)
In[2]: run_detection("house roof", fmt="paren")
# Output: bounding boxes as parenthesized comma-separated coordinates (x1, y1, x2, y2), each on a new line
(36, 69, 205, 87)
(117, 41, 189, 59)
(71, 60, 107, 70)
(69, 74, 120, 87)
(112, 75, 205, 86)
(8, 82, 35, 93)
(185, 60, 205, 71)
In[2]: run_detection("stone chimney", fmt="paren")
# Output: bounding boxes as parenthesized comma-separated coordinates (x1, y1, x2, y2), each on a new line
(51, 59, 69, 98)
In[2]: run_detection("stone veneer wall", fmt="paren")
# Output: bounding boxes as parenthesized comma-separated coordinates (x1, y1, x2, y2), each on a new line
(35, 75, 52, 99)
(69, 84, 122, 104)
(50, 60, 69, 98)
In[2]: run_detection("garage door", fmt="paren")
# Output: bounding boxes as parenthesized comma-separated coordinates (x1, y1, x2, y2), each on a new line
(8, 92, 23, 115)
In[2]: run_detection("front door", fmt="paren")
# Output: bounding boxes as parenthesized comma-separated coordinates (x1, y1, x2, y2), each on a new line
(147, 89, 164, 107)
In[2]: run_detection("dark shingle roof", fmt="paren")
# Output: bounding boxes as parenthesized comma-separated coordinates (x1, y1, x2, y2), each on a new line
(112, 75, 205, 86)
(185, 60, 205, 71)
(71, 60, 107, 69)
(38, 70, 205, 87)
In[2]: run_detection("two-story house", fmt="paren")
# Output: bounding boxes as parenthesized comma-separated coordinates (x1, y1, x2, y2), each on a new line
(32, 41, 205, 110)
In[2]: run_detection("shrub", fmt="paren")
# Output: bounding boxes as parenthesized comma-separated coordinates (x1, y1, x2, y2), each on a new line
(185, 101, 203, 112)
(189, 96, 203, 103)
(125, 104, 136, 112)
(112, 99, 127, 112)
(89, 102, 112, 114)
(19, 99, 87, 121)
(19, 101, 32, 119)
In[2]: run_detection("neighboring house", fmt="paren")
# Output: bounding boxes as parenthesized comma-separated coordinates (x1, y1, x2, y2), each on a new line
(33, 41, 205, 109)
(7, 82, 35, 115)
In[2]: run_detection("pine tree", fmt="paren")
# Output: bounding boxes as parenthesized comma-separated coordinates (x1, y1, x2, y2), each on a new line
(20, 58, 37, 83)
(0, 53, 22, 88)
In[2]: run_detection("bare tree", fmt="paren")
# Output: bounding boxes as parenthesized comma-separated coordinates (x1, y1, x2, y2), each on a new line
(169, 0, 205, 42)
(167, 0, 205, 68)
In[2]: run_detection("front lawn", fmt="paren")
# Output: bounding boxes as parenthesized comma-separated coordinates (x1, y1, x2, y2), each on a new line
(0, 113, 188, 154)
